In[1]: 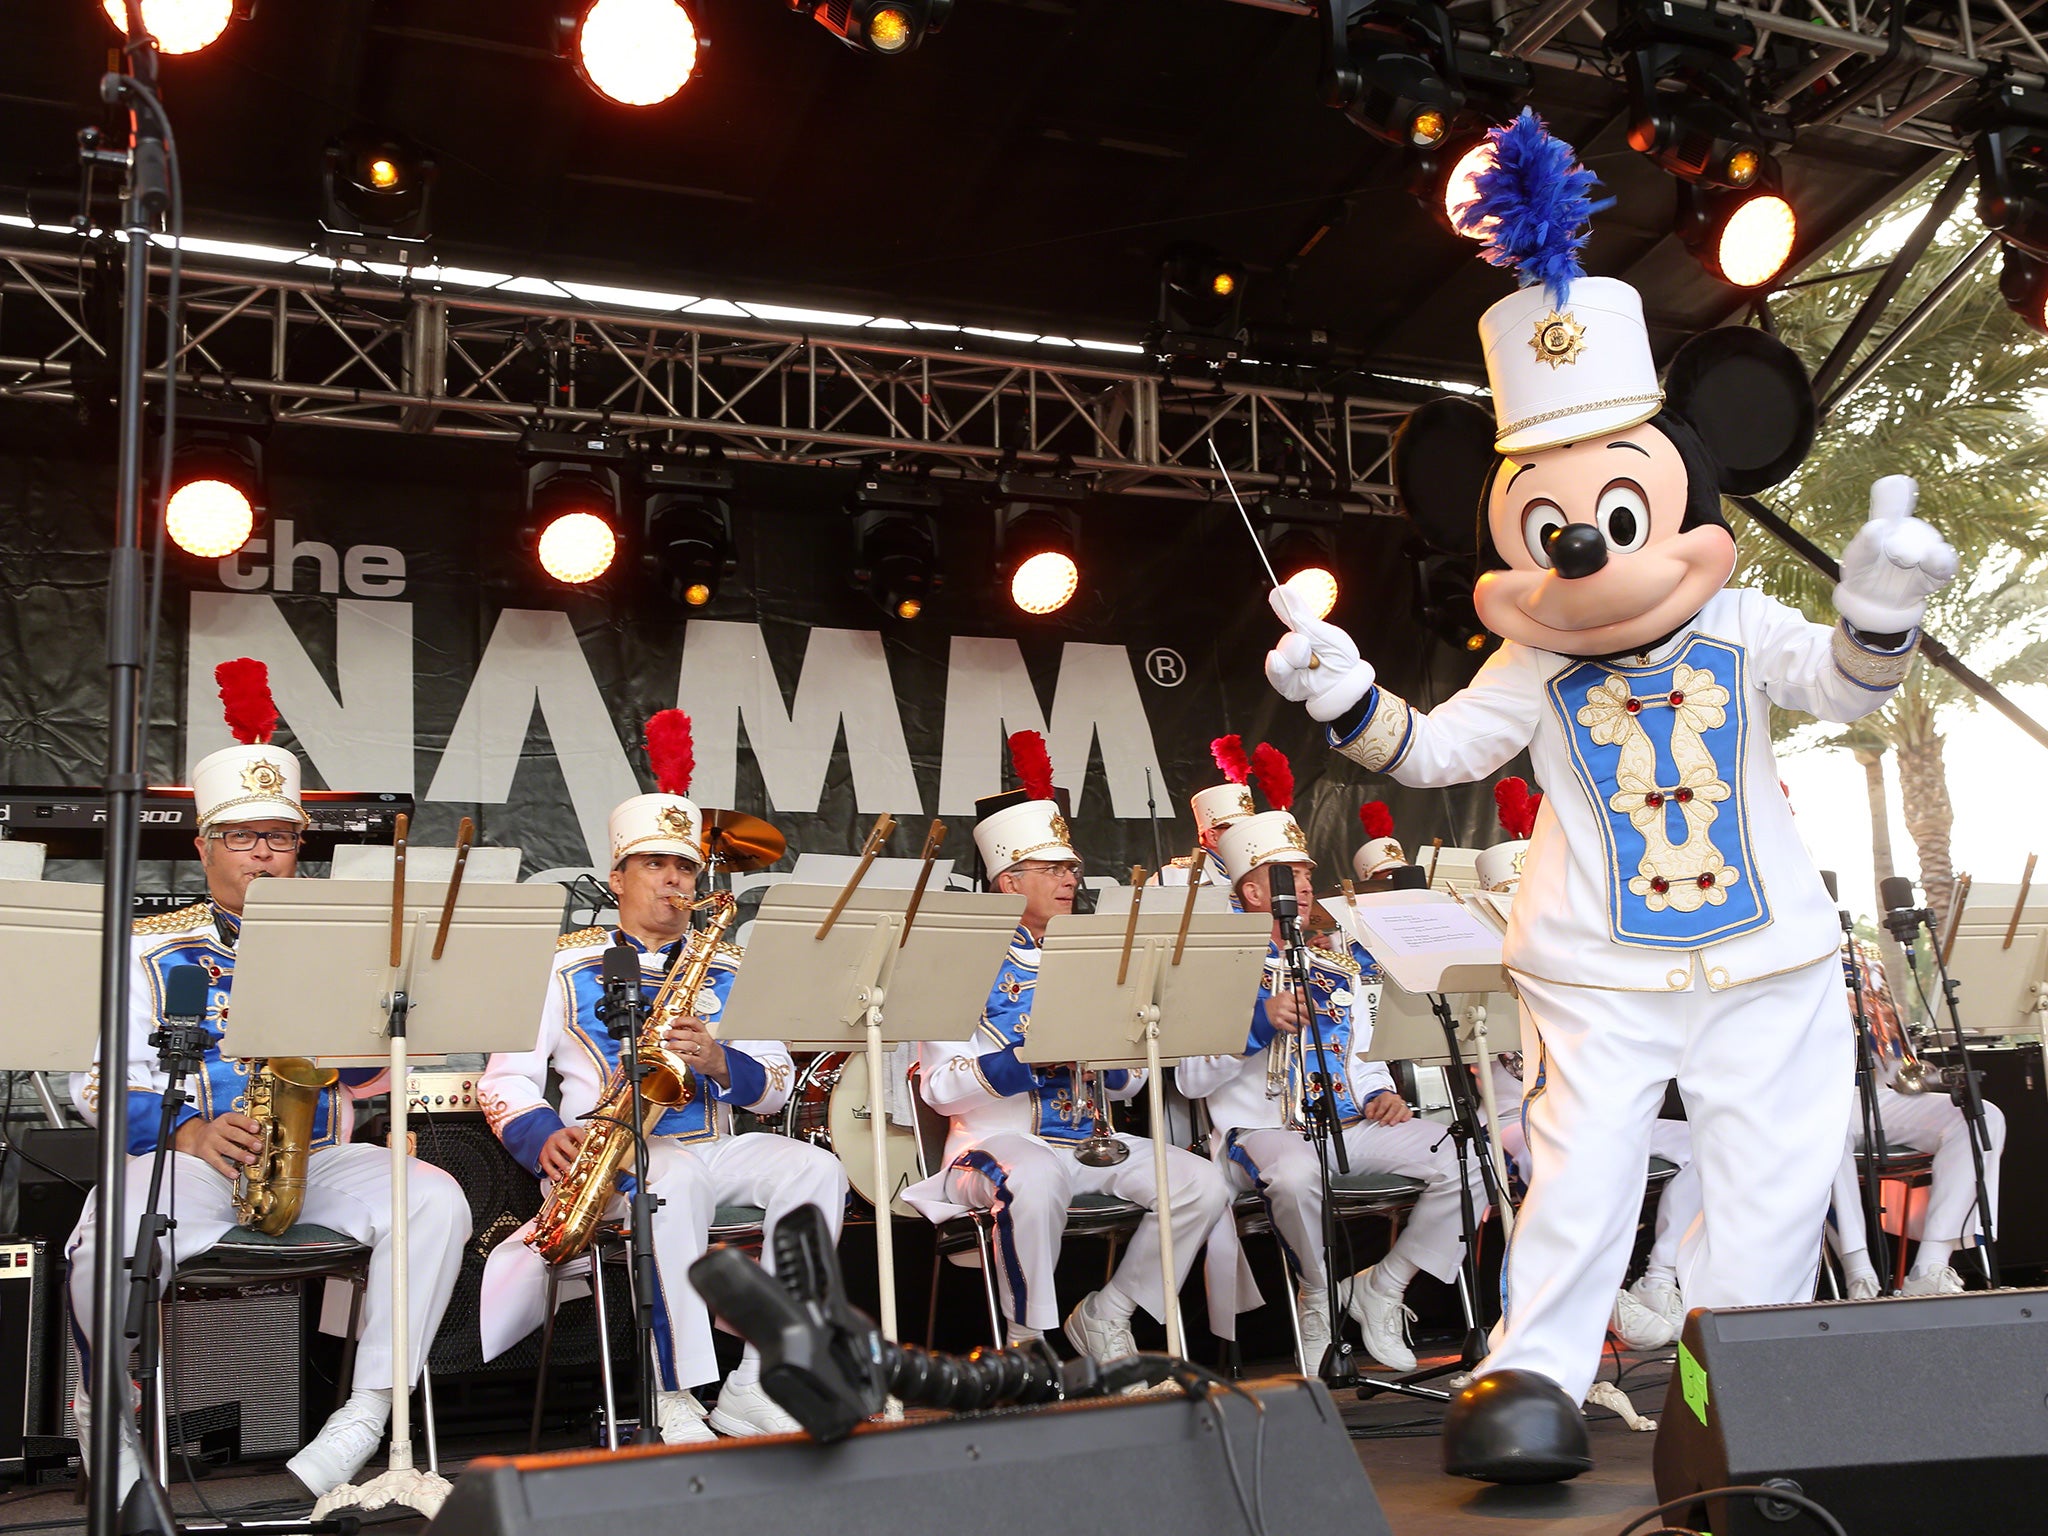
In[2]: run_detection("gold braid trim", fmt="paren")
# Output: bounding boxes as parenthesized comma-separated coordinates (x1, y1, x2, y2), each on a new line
(1831, 624, 1914, 690)
(132, 901, 216, 937)
(1334, 688, 1414, 774)
(557, 926, 609, 950)
(1496, 392, 1664, 446)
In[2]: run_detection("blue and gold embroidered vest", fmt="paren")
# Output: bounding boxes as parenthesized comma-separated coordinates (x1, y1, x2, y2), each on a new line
(560, 936, 738, 1144)
(978, 930, 1095, 1144)
(1258, 944, 1365, 1128)
(1545, 636, 1771, 951)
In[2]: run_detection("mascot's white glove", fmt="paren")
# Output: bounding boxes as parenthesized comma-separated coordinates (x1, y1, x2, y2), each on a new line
(1265, 574, 1377, 723)
(1833, 475, 1958, 635)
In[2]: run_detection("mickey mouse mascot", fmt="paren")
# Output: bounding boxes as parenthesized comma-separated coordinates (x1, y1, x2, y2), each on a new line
(1264, 113, 1958, 1482)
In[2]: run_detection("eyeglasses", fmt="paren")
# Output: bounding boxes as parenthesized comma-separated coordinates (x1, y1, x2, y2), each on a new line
(1010, 861, 1079, 881)
(210, 829, 303, 852)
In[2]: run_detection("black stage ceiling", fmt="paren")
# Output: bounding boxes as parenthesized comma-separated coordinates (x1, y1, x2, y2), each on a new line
(0, 1, 1945, 380)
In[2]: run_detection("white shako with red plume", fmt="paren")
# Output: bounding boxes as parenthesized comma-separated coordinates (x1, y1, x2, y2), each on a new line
(191, 659, 306, 829)
(1477, 777, 1542, 892)
(1352, 800, 1409, 881)
(1190, 734, 1261, 839)
(609, 709, 704, 868)
(1217, 743, 1311, 888)
(973, 730, 1079, 879)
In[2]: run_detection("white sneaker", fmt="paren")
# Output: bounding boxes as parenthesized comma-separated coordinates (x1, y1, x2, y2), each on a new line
(1063, 1290, 1138, 1366)
(1342, 1267, 1417, 1373)
(73, 1391, 143, 1507)
(1610, 1278, 1682, 1350)
(657, 1389, 717, 1445)
(1295, 1286, 1332, 1371)
(708, 1379, 803, 1438)
(287, 1392, 390, 1499)
(1845, 1274, 1883, 1301)
(1901, 1265, 1966, 1296)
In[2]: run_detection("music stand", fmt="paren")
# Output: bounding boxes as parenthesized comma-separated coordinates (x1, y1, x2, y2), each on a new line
(0, 877, 104, 1073)
(1018, 898, 1271, 1356)
(719, 883, 1025, 1344)
(1938, 880, 2048, 1037)
(225, 875, 561, 1518)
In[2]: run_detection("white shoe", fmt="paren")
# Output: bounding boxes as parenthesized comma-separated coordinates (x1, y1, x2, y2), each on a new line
(287, 1392, 390, 1499)
(73, 1391, 143, 1507)
(657, 1389, 717, 1445)
(1295, 1286, 1332, 1371)
(1343, 1267, 1417, 1373)
(707, 1379, 802, 1438)
(1063, 1290, 1138, 1366)
(1610, 1278, 1682, 1350)
(1901, 1265, 1966, 1296)
(1845, 1274, 1883, 1301)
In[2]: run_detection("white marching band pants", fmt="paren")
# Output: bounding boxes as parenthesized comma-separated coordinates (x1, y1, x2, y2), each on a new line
(66, 1142, 471, 1396)
(943, 1133, 1230, 1332)
(1482, 960, 1852, 1404)
(1497, 1109, 1699, 1285)
(1829, 1083, 2004, 1255)
(1224, 1119, 1486, 1290)
(480, 1132, 848, 1391)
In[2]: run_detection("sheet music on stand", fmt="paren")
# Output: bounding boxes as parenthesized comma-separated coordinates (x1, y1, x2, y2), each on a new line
(0, 877, 105, 1074)
(1018, 897, 1271, 1353)
(1937, 879, 2048, 1038)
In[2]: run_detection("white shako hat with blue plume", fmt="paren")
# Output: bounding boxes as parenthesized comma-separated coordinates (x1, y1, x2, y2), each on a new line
(1463, 111, 1663, 455)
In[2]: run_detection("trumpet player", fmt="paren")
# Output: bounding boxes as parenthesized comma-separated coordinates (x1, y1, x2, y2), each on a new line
(478, 716, 846, 1441)
(1827, 942, 2004, 1298)
(906, 736, 1230, 1364)
(64, 661, 471, 1501)
(1176, 803, 1486, 1372)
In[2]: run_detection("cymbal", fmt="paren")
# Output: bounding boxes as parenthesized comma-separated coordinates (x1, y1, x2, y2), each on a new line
(701, 808, 786, 872)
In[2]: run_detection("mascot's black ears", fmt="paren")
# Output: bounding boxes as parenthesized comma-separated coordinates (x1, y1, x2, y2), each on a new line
(1391, 326, 1817, 557)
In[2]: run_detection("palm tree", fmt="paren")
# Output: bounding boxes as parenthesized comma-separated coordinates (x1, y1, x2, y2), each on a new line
(1737, 170, 2048, 926)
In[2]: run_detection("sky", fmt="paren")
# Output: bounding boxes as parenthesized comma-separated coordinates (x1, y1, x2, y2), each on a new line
(1776, 685, 2048, 923)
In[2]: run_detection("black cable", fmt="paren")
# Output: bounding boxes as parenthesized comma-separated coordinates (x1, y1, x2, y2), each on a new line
(1165, 1360, 1269, 1536)
(1615, 1483, 1848, 1536)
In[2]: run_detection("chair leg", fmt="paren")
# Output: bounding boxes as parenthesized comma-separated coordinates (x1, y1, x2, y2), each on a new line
(591, 1250, 622, 1452)
(419, 1363, 439, 1476)
(970, 1220, 1003, 1347)
(151, 1298, 171, 1485)
(925, 1246, 943, 1349)
(1453, 1266, 1478, 1330)
(1278, 1262, 1308, 1377)
(337, 1275, 367, 1413)
(528, 1263, 561, 1455)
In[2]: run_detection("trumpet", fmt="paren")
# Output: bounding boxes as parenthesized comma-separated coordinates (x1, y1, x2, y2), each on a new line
(1850, 940, 1938, 1094)
(1071, 1066, 1129, 1167)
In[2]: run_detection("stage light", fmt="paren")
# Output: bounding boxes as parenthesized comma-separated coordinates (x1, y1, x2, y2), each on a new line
(1999, 246, 2048, 335)
(1611, 1, 1784, 192)
(1432, 134, 1496, 237)
(1679, 179, 1798, 288)
(1971, 87, 2048, 260)
(1260, 502, 1342, 619)
(320, 130, 435, 266)
(166, 479, 253, 558)
(160, 395, 265, 558)
(563, 0, 700, 105)
(102, 0, 236, 55)
(1331, 2, 1462, 150)
(643, 457, 737, 608)
(793, 0, 950, 56)
(995, 489, 1083, 616)
(537, 511, 618, 585)
(850, 477, 943, 621)
(1409, 106, 1448, 148)
(1159, 244, 1246, 338)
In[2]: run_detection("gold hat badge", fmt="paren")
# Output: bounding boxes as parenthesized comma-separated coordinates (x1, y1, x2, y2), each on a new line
(1529, 310, 1587, 368)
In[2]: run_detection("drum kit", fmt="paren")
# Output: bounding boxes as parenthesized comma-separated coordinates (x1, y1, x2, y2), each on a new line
(704, 807, 922, 1217)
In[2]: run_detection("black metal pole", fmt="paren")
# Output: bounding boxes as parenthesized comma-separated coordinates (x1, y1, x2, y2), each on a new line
(90, 10, 168, 1530)
(1920, 927, 2000, 1286)
(1840, 933, 1893, 1286)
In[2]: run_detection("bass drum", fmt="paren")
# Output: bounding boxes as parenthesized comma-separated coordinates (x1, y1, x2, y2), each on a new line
(783, 1050, 920, 1219)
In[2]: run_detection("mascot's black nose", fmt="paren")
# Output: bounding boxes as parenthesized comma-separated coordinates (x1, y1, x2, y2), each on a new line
(1548, 523, 1609, 580)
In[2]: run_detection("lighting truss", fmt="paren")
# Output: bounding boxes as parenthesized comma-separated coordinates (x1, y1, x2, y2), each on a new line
(0, 237, 1411, 515)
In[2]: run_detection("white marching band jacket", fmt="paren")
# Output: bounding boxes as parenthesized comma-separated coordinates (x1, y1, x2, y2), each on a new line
(1329, 587, 1916, 993)
(480, 926, 794, 1173)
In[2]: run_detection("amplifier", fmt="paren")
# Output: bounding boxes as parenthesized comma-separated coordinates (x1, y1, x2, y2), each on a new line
(1973, 1042, 2047, 1270)
(0, 1239, 54, 1473)
(408, 1070, 485, 1116)
(0, 785, 411, 862)
(13, 1127, 95, 1252)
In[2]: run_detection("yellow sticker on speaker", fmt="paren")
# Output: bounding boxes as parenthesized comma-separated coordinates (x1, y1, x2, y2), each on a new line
(1679, 1340, 1709, 1426)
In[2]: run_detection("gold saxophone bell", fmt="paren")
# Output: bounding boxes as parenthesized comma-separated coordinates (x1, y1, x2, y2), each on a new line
(234, 1058, 340, 1235)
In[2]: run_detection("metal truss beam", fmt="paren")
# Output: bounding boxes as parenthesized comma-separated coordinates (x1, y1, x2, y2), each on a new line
(0, 240, 1411, 514)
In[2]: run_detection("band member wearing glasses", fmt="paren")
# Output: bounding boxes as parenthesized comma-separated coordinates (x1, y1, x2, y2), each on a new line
(65, 665, 471, 1502)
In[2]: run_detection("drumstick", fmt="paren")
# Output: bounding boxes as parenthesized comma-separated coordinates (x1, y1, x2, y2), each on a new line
(1117, 865, 1147, 986)
(388, 812, 409, 970)
(432, 815, 474, 961)
(818, 813, 896, 940)
(1172, 842, 1203, 966)
(898, 819, 947, 948)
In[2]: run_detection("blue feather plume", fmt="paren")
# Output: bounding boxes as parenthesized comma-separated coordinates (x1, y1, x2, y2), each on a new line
(1463, 108, 1599, 305)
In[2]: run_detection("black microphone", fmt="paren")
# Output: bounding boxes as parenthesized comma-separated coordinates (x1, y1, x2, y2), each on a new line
(1820, 869, 1840, 904)
(599, 943, 643, 1040)
(164, 964, 207, 1025)
(1268, 861, 1297, 924)
(1385, 864, 1427, 891)
(1880, 875, 1923, 946)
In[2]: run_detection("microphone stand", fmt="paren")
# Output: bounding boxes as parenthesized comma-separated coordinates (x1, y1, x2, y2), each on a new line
(1888, 899, 2000, 1287)
(597, 946, 662, 1445)
(1838, 918, 1893, 1288)
(1267, 868, 1354, 1386)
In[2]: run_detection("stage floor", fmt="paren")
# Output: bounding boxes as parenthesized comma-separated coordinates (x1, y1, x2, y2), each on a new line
(0, 1353, 1675, 1535)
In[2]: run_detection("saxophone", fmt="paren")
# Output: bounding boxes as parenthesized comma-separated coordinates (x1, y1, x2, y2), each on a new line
(527, 892, 738, 1265)
(234, 1058, 341, 1235)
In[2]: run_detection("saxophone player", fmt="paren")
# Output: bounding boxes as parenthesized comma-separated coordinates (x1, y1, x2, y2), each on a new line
(64, 661, 472, 1501)
(476, 712, 847, 1441)
(1175, 792, 1485, 1373)
(904, 733, 1231, 1362)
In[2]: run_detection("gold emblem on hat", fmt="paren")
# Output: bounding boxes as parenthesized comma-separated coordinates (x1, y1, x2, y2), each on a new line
(240, 758, 286, 795)
(1530, 310, 1587, 369)
(657, 805, 694, 842)
(1233, 789, 1256, 819)
(1283, 821, 1309, 853)
(1048, 811, 1072, 848)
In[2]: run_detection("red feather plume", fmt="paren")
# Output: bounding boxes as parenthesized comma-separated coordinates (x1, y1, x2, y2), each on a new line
(214, 658, 279, 746)
(1358, 800, 1394, 841)
(1008, 730, 1056, 802)
(1494, 776, 1541, 840)
(1210, 734, 1251, 785)
(645, 710, 695, 796)
(1249, 742, 1294, 812)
